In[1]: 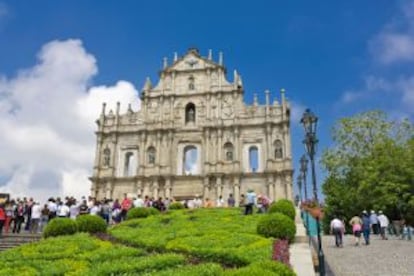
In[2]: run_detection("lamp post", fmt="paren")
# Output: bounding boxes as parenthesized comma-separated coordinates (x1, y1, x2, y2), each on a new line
(300, 154, 310, 240)
(300, 108, 325, 276)
(296, 174, 303, 203)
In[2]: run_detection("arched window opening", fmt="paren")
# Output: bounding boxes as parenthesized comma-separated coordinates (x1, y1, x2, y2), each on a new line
(185, 103, 196, 124)
(224, 142, 234, 161)
(183, 146, 198, 175)
(188, 76, 195, 90)
(249, 146, 259, 172)
(124, 152, 135, 176)
(274, 140, 283, 159)
(103, 146, 111, 166)
(147, 146, 156, 165)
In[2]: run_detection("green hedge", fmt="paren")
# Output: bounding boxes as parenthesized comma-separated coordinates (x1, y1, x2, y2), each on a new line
(169, 202, 185, 210)
(268, 199, 296, 220)
(76, 215, 107, 234)
(43, 218, 78, 238)
(256, 213, 296, 243)
(224, 260, 295, 276)
(127, 207, 160, 220)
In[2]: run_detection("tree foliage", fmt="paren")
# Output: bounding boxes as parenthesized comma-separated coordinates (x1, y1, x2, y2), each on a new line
(321, 111, 414, 230)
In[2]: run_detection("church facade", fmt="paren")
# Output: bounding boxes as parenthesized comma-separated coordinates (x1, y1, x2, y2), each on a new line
(90, 48, 293, 204)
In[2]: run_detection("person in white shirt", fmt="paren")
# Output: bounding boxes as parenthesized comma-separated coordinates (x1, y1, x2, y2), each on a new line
(377, 210, 389, 240)
(216, 195, 224, 207)
(30, 202, 42, 234)
(133, 195, 144, 208)
(57, 203, 70, 218)
(330, 216, 345, 247)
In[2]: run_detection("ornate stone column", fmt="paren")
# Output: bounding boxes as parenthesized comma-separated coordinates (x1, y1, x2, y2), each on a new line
(218, 129, 222, 161)
(216, 176, 222, 199)
(137, 179, 143, 195)
(267, 175, 275, 201)
(156, 132, 162, 165)
(153, 179, 159, 199)
(283, 124, 292, 158)
(105, 181, 113, 200)
(165, 178, 171, 199)
(203, 177, 210, 199)
(233, 176, 240, 207)
(143, 181, 150, 197)
(275, 174, 283, 200)
(285, 173, 293, 200)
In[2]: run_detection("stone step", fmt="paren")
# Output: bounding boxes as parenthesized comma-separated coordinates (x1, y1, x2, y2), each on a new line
(0, 233, 42, 251)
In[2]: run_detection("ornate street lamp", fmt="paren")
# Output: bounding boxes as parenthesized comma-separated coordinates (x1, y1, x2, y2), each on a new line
(300, 154, 310, 240)
(300, 154, 309, 201)
(296, 174, 303, 203)
(300, 108, 325, 276)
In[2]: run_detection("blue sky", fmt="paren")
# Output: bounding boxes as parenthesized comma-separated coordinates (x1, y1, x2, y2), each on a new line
(0, 1, 413, 200)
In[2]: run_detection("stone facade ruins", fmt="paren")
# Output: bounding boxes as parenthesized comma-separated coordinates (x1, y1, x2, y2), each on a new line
(90, 48, 293, 204)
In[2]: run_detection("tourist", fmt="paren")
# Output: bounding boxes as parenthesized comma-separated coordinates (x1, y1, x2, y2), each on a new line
(239, 194, 246, 208)
(134, 194, 144, 208)
(244, 189, 256, 215)
(330, 215, 345, 247)
(30, 202, 41, 234)
(257, 195, 271, 213)
(401, 220, 412, 241)
(120, 194, 132, 221)
(227, 194, 235, 207)
(378, 210, 389, 240)
(57, 201, 70, 218)
(4, 201, 14, 234)
(69, 200, 79, 219)
(100, 200, 111, 224)
(13, 201, 25, 233)
(362, 210, 371, 245)
(47, 198, 57, 220)
(0, 204, 5, 237)
(79, 200, 89, 215)
(204, 198, 214, 208)
(89, 200, 101, 215)
(216, 195, 224, 207)
(193, 196, 202, 208)
(370, 210, 379, 235)
(24, 198, 34, 231)
(39, 204, 49, 232)
(349, 214, 362, 246)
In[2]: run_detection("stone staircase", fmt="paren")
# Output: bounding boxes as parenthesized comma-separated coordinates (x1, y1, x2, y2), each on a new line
(0, 233, 42, 251)
(290, 207, 316, 276)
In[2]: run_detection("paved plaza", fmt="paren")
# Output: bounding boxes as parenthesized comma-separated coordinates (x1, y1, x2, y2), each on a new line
(322, 234, 413, 276)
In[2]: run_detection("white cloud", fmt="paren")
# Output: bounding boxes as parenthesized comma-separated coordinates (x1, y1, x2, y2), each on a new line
(373, 33, 414, 64)
(370, 0, 414, 64)
(340, 1, 414, 116)
(0, 39, 140, 202)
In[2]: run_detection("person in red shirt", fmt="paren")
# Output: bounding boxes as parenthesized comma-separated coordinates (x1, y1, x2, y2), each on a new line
(120, 194, 132, 221)
(0, 204, 6, 237)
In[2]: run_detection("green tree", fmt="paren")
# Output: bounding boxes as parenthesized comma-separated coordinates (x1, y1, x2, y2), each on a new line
(321, 111, 414, 231)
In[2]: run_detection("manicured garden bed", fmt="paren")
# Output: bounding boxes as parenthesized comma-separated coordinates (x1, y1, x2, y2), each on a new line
(0, 208, 295, 275)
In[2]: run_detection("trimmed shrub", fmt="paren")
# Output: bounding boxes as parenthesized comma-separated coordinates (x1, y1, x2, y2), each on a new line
(224, 260, 295, 276)
(43, 218, 78, 238)
(127, 207, 160, 220)
(268, 199, 296, 220)
(76, 215, 107, 234)
(169, 202, 185, 210)
(257, 213, 296, 243)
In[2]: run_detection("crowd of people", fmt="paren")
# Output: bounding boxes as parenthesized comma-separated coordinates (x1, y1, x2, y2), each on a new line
(330, 210, 413, 248)
(0, 190, 273, 236)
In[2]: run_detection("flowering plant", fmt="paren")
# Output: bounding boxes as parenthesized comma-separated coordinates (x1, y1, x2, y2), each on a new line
(300, 199, 320, 209)
(300, 199, 324, 219)
(272, 239, 290, 266)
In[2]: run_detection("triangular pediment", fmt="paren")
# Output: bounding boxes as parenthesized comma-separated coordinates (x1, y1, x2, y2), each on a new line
(164, 49, 223, 72)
